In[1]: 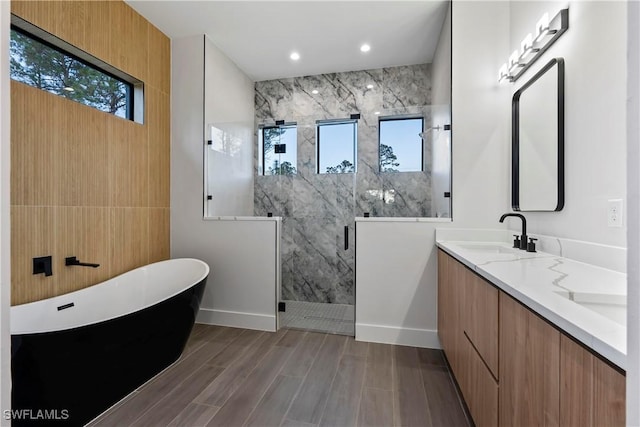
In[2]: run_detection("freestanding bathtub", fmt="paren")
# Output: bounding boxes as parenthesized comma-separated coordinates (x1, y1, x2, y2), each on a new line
(11, 258, 209, 426)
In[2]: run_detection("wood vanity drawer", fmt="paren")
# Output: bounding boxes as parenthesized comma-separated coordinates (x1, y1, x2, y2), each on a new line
(464, 272, 499, 378)
(460, 333, 498, 427)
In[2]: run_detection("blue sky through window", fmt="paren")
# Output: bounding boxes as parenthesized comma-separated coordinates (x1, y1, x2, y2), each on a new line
(379, 118, 423, 172)
(318, 122, 356, 174)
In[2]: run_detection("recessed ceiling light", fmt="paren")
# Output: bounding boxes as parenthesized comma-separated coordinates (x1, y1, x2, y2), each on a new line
(366, 84, 374, 89)
(290, 52, 300, 61)
(312, 89, 319, 94)
(374, 111, 380, 115)
(360, 44, 371, 53)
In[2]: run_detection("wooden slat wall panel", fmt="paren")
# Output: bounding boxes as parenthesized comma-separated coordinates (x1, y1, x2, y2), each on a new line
(109, 1, 148, 81)
(10, 83, 56, 206)
(108, 119, 149, 208)
(110, 208, 150, 277)
(147, 25, 171, 94)
(10, 1, 171, 305)
(147, 87, 170, 208)
(149, 208, 170, 264)
(83, 1, 111, 63)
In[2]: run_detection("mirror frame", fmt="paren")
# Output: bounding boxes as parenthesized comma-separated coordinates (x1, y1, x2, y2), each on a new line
(512, 57, 565, 212)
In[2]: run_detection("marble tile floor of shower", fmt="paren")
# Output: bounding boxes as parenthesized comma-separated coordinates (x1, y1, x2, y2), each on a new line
(89, 324, 472, 427)
(279, 300, 355, 336)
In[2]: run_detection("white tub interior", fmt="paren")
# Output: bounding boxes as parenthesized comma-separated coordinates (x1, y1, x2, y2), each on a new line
(11, 258, 209, 335)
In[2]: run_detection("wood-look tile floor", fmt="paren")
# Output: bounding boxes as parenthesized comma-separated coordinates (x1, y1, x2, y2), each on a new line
(89, 324, 472, 427)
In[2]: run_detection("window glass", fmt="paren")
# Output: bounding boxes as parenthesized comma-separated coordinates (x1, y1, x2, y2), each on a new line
(379, 117, 424, 172)
(317, 121, 357, 174)
(10, 28, 133, 119)
(262, 125, 297, 175)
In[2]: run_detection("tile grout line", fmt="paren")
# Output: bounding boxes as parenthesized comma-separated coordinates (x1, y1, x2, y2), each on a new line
(417, 349, 435, 427)
(391, 345, 397, 427)
(240, 330, 306, 427)
(281, 332, 329, 426)
(316, 336, 348, 426)
(354, 341, 370, 426)
(200, 331, 277, 412)
(126, 329, 240, 425)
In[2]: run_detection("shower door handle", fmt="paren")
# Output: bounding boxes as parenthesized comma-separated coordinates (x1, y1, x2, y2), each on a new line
(344, 226, 349, 251)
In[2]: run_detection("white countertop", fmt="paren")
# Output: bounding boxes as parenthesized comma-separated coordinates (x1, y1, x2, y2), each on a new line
(436, 236, 626, 370)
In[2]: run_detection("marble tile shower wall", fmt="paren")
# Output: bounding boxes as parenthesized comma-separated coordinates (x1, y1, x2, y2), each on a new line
(254, 64, 432, 304)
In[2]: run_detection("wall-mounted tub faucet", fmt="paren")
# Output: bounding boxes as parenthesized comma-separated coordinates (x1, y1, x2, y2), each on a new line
(499, 213, 527, 250)
(65, 256, 100, 268)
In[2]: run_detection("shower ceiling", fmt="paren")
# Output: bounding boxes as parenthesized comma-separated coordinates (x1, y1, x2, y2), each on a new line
(125, 0, 449, 81)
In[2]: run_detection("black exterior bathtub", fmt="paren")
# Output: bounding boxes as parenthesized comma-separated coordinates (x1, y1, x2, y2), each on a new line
(10, 258, 209, 426)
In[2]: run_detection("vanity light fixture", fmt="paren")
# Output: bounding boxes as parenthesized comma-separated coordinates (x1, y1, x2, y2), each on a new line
(498, 8, 568, 83)
(498, 64, 512, 83)
(534, 13, 551, 43)
(290, 52, 300, 61)
(519, 33, 537, 60)
(508, 50, 521, 74)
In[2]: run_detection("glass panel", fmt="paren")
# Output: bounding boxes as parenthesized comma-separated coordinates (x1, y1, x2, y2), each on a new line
(379, 118, 423, 172)
(9, 28, 132, 119)
(318, 121, 357, 174)
(263, 125, 297, 175)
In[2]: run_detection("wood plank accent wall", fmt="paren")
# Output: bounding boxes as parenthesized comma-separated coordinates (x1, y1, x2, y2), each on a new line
(10, 1, 171, 305)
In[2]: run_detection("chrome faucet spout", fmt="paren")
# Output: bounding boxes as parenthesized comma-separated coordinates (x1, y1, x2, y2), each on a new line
(499, 213, 527, 250)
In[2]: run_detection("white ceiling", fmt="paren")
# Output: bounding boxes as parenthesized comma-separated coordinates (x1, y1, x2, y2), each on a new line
(125, 1, 450, 82)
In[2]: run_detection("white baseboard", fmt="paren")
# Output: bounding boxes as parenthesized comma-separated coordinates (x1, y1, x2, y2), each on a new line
(196, 308, 276, 332)
(355, 323, 441, 349)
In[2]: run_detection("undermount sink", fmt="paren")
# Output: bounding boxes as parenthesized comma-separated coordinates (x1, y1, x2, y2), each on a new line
(554, 290, 626, 326)
(456, 243, 517, 254)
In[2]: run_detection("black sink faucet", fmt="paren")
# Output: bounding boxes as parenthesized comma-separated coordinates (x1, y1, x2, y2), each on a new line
(499, 213, 527, 250)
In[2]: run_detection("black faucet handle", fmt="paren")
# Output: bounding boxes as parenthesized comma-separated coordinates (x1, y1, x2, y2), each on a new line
(513, 234, 521, 248)
(527, 237, 538, 253)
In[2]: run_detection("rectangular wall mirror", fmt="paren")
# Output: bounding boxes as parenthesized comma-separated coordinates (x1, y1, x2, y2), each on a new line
(512, 57, 564, 211)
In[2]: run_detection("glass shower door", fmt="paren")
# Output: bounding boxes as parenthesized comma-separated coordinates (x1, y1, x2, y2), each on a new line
(278, 118, 356, 335)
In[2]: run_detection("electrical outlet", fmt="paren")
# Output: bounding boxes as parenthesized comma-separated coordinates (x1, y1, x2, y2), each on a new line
(608, 199, 623, 227)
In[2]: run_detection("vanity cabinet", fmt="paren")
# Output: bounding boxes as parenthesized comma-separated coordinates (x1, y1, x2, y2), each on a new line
(437, 250, 499, 427)
(437, 250, 626, 427)
(499, 292, 560, 427)
(560, 335, 626, 427)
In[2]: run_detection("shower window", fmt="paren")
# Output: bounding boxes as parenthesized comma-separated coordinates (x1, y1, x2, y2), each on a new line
(379, 117, 424, 172)
(9, 20, 142, 122)
(261, 124, 297, 175)
(317, 120, 357, 174)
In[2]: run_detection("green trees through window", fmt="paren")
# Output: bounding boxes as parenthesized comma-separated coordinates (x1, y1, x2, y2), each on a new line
(10, 28, 132, 119)
(262, 125, 297, 175)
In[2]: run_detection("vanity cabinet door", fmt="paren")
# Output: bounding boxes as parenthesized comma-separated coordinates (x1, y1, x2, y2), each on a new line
(438, 250, 466, 378)
(499, 292, 560, 427)
(464, 273, 499, 378)
(560, 335, 625, 427)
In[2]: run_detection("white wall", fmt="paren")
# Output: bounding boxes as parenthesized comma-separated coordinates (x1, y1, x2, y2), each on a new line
(172, 36, 277, 331)
(204, 37, 255, 217)
(356, 220, 440, 348)
(508, 1, 627, 248)
(0, 0, 10, 419)
(626, 1, 640, 424)
(355, 1, 511, 348)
